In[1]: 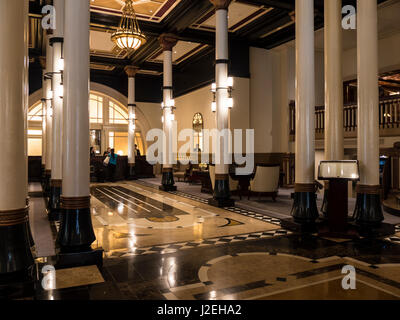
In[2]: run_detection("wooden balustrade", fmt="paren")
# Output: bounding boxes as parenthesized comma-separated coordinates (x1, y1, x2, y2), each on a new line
(289, 95, 400, 140)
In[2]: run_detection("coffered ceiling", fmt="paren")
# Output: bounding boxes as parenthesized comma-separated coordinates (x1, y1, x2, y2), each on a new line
(29, 0, 392, 78)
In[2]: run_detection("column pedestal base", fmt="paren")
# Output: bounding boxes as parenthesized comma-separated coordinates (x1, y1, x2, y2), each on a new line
(127, 163, 138, 180)
(208, 198, 235, 208)
(354, 185, 384, 228)
(44, 171, 51, 198)
(0, 266, 35, 299)
(0, 207, 34, 277)
(57, 199, 96, 253)
(56, 248, 103, 269)
(291, 184, 319, 225)
(208, 176, 235, 208)
(48, 182, 62, 221)
(160, 169, 176, 191)
(320, 182, 329, 218)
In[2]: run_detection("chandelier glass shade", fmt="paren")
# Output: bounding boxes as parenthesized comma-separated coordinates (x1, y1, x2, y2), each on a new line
(111, 0, 146, 51)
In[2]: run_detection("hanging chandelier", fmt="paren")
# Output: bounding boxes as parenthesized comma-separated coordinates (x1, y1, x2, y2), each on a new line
(111, 0, 147, 52)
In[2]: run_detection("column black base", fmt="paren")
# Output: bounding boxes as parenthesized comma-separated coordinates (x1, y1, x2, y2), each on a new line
(56, 207, 96, 253)
(0, 222, 34, 275)
(208, 178, 235, 208)
(127, 164, 138, 180)
(48, 185, 61, 221)
(291, 191, 319, 225)
(160, 170, 176, 191)
(321, 188, 328, 219)
(0, 266, 35, 300)
(208, 198, 235, 208)
(56, 248, 103, 269)
(280, 217, 319, 234)
(44, 172, 51, 198)
(159, 185, 177, 192)
(354, 192, 384, 227)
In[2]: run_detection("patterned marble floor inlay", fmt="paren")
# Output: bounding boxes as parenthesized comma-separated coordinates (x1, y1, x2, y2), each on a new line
(88, 182, 289, 256)
(164, 253, 400, 300)
(134, 180, 283, 227)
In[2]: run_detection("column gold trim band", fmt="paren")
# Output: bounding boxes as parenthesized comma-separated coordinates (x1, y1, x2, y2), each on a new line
(61, 196, 91, 210)
(0, 207, 29, 227)
(295, 183, 316, 193)
(356, 185, 380, 195)
(215, 174, 229, 181)
(50, 179, 62, 188)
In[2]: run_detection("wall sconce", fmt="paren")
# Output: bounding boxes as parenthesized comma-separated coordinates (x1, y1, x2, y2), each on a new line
(226, 97, 234, 109)
(56, 58, 64, 72)
(56, 84, 64, 99)
(210, 77, 234, 112)
(211, 101, 217, 113)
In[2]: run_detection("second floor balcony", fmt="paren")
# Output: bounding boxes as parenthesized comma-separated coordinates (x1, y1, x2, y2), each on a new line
(289, 95, 400, 140)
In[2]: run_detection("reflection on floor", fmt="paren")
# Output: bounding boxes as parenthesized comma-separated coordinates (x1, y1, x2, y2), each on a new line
(27, 181, 400, 300)
(89, 183, 286, 257)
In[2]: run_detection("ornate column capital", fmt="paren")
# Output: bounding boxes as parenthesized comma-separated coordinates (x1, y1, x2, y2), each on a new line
(124, 65, 140, 78)
(159, 33, 178, 52)
(210, 0, 232, 10)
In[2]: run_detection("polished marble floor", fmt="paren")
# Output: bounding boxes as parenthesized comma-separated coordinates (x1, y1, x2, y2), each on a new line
(25, 181, 400, 300)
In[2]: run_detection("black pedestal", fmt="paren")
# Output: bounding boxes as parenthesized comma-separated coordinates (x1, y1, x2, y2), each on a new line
(160, 170, 176, 191)
(280, 218, 319, 233)
(208, 179, 235, 208)
(44, 173, 51, 198)
(159, 185, 177, 192)
(56, 208, 96, 252)
(0, 223, 34, 275)
(48, 186, 61, 221)
(0, 266, 36, 299)
(354, 192, 384, 227)
(56, 248, 103, 269)
(127, 164, 138, 180)
(291, 192, 319, 225)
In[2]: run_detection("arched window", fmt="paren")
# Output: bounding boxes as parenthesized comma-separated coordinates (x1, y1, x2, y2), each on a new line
(193, 113, 204, 152)
(28, 101, 43, 122)
(27, 92, 145, 156)
(90, 94, 103, 124)
(109, 99, 129, 124)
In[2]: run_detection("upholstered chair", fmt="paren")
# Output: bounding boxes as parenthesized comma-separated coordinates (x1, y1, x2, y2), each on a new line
(249, 165, 280, 201)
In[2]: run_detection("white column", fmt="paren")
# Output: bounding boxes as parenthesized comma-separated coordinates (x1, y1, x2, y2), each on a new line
(50, 0, 65, 185)
(292, 0, 318, 223)
(163, 49, 174, 170)
(39, 57, 47, 168)
(45, 33, 53, 176)
(0, 0, 33, 274)
(128, 77, 136, 164)
(57, 0, 95, 252)
(295, 0, 315, 186)
(125, 66, 139, 166)
(357, 0, 379, 187)
(324, 0, 344, 161)
(62, 0, 90, 198)
(215, 8, 230, 176)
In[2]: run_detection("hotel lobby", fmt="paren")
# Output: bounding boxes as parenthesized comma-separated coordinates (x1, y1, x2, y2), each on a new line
(2, 0, 400, 303)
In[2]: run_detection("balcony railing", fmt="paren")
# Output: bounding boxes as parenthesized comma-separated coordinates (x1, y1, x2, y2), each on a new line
(289, 95, 400, 140)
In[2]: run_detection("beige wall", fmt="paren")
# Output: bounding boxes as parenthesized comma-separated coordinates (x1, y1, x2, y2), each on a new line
(174, 77, 250, 152)
(343, 31, 400, 80)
